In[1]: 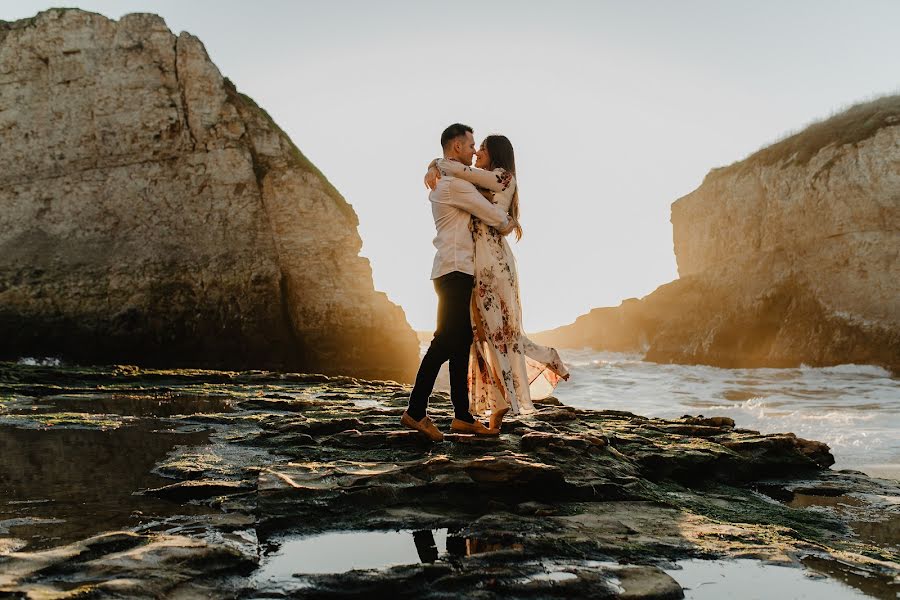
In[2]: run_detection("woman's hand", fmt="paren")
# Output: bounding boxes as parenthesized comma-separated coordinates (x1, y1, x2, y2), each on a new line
(498, 216, 518, 236)
(424, 166, 441, 190)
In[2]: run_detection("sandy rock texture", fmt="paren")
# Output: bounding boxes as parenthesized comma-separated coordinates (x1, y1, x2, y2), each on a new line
(0, 9, 418, 381)
(536, 96, 900, 373)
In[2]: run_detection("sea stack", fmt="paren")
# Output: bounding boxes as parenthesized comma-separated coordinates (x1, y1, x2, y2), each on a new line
(535, 95, 900, 373)
(0, 9, 419, 381)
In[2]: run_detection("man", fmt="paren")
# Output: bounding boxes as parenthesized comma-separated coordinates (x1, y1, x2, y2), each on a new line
(401, 123, 517, 441)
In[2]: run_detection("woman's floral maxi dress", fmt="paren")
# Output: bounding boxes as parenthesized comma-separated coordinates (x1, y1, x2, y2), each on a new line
(437, 159, 570, 416)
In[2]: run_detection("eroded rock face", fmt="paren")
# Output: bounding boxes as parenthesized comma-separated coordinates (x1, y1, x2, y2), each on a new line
(673, 114, 899, 326)
(0, 9, 418, 381)
(535, 96, 900, 373)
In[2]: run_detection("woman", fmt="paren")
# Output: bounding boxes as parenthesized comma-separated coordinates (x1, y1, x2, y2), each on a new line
(426, 135, 569, 430)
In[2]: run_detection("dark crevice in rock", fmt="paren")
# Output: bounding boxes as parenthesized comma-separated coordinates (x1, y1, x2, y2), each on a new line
(172, 35, 197, 151)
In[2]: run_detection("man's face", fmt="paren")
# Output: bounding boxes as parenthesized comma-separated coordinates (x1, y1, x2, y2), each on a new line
(454, 132, 476, 165)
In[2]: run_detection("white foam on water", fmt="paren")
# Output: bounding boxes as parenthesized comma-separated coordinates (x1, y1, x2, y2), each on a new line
(800, 363, 894, 378)
(16, 357, 62, 367)
(553, 350, 900, 478)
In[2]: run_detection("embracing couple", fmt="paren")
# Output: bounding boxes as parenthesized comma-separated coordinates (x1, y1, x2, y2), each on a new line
(401, 123, 570, 441)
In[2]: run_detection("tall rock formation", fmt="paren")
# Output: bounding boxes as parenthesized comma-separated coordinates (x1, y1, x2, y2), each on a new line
(0, 9, 419, 382)
(535, 95, 900, 373)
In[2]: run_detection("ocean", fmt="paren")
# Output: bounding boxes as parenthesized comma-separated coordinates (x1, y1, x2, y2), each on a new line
(554, 349, 900, 481)
(22, 346, 900, 481)
(426, 345, 900, 480)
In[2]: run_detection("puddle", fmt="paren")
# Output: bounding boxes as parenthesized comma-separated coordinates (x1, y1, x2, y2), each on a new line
(788, 491, 900, 551)
(17, 393, 234, 417)
(252, 528, 523, 588)
(846, 514, 900, 551)
(802, 556, 900, 600)
(757, 486, 900, 552)
(664, 558, 884, 599)
(788, 493, 866, 510)
(0, 422, 214, 550)
(253, 533, 895, 598)
(256, 530, 446, 581)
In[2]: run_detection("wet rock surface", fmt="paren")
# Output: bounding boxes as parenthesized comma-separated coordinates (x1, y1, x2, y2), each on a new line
(1, 361, 898, 599)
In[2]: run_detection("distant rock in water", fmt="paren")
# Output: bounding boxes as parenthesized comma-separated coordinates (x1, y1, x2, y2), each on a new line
(0, 9, 418, 381)
(535, 95, 900, 374)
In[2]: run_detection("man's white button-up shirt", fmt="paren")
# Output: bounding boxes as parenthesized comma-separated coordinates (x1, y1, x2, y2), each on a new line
(428, 162, 510, 280)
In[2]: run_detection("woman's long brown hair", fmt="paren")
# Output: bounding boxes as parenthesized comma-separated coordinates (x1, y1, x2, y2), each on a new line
(483, 135, 522, 241)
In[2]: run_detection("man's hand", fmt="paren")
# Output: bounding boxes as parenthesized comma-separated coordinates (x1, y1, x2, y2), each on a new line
(497, 216, 518, 237)
(424, 166, 441, 190)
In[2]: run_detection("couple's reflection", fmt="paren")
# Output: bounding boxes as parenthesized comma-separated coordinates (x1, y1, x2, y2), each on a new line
(413, 529, 515, 563)
(412, 530, 440, 563)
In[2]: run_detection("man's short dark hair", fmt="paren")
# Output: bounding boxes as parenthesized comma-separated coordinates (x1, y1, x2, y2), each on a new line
(441, 123, 473, 150)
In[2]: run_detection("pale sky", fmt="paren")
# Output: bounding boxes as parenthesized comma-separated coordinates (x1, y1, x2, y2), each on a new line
(3, 1, 898, 331)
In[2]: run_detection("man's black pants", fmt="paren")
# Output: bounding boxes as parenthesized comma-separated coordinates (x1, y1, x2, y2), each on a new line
(407, 271, 475, 423)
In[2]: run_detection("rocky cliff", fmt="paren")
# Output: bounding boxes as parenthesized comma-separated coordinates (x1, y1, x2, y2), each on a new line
(0, 9, 419, 381)
(535, 95, 900, 373)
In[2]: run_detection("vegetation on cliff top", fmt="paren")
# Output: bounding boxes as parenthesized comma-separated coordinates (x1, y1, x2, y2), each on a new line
(707, 92, 900, 180)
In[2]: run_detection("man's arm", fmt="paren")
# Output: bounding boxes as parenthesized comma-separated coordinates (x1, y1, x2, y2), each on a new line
(475, 188, 517, 236)
(436, 158, 513, 192)
(435, 178, 510, 229)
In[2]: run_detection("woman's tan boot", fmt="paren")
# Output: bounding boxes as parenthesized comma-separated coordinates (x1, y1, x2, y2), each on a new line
(450, 418, 499, 436)
(489, 407, 510, 431)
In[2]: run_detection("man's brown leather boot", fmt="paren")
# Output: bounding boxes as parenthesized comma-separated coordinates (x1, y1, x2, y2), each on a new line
(401, 411, 444, 442)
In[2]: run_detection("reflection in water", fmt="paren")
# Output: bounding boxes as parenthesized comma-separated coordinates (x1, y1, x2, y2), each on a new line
(255, 530, 440, 582)
(788, 493, 866, 509)
(551, 349, 900, 477)
(455, 536, 525, 556)
(0, 423, 213, 550)
(802, 556, 900, 600)
(412, 529, 438, 563)
(255, 529, 895, 599)
(664, 558, 881, 600)
(783, 493, 899, 552)
(414, 528, 523, 563)
(848, 515, 900, 552)
(254, 527, 524, 585)
(753, 483, 900, 562)
(16, 393, 233, 417)
(756, 485, 900, 554)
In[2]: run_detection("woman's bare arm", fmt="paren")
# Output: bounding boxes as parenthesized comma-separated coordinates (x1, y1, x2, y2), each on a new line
(436, 158, 513, 192)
